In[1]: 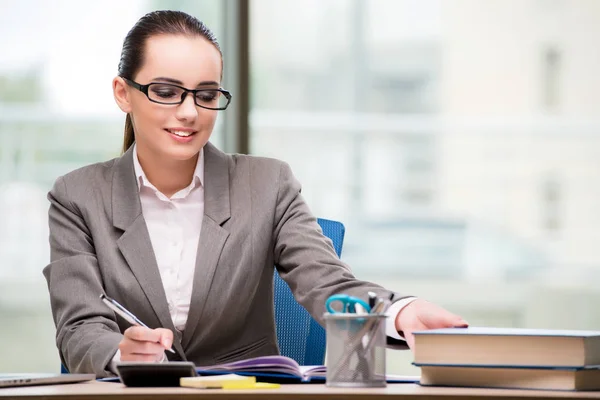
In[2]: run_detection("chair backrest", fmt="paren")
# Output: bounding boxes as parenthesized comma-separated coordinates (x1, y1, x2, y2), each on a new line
(273, 217, 345, 366)
(61, 217, 345, 373)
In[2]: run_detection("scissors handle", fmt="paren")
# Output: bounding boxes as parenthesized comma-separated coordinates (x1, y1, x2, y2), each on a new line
(326, 294, 371, 314)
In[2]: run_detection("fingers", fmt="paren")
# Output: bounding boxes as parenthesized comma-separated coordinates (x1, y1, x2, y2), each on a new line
(434, 311, 468, 328)
(119, 336, 165, 355)
(124, 327, 173, 349)
(453, 316, 469, 327)
(119, 327, 174, 362)
(119, 339, 165, 354)
(156, 328, 173, 350)
(441, 310, 469, 328)
(418, 301, 469, 328)
(124, 326, 163, 342)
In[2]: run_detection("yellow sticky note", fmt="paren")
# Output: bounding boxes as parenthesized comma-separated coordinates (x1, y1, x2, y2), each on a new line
(180, 374, 256, 389)
(181, 375, 280, 390)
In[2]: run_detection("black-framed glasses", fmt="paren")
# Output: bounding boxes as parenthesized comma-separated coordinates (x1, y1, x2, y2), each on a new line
(122, 77, 232, 110)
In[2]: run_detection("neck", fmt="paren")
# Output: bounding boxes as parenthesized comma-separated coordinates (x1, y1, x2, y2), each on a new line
(136, 145, 198, 198)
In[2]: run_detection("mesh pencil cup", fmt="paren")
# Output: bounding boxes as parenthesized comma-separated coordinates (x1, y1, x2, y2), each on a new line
(324, 312, 387, 388)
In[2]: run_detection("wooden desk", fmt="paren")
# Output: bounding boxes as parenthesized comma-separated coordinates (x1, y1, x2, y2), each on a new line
(1, 381, 599, 400)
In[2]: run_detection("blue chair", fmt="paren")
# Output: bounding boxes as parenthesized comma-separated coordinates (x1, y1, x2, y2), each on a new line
(274, 218, 345, 366)
(61, 217, 345, 373)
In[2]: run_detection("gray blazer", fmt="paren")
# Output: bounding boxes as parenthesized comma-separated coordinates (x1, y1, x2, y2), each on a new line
(43, 142, 406, 377)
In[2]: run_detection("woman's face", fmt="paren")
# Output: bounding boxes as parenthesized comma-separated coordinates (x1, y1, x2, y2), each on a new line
(117, 34, 222, 162)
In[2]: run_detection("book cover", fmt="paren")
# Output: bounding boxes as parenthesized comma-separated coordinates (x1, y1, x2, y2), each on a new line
(413, 327, 600, 367)
(414, 327, 600, 337)
(415, 363, 600, 391)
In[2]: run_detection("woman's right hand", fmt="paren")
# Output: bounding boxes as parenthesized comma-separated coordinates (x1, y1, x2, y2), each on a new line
(119, 326, 174, 362)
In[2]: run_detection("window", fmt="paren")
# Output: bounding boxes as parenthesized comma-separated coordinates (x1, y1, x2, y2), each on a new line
(250, 0, 600, 375)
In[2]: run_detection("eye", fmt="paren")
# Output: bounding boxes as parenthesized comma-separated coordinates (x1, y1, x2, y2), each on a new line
(149, 84, 181, 99)
(195, 90, 219, 103)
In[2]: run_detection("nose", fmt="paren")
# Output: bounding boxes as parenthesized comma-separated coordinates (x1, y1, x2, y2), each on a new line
(175, 92, 198, 122)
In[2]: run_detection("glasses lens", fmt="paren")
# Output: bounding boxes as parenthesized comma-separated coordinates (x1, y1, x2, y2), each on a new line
(195, 89, 229, 109)
(146, 84, 229, 109)
(147, 83, 185, 104)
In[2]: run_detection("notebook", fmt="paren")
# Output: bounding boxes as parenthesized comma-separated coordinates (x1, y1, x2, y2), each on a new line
(195, 355, 419, 384)
(0, 373, 95, 388)
(413, 327, 600, 367)
(196, 355, 326, 382)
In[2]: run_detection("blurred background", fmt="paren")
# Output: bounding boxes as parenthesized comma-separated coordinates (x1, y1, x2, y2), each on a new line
(1, 0, 599, 375)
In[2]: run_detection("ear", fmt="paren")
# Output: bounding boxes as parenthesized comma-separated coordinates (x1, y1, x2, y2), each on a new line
(113, 76, 133, 113)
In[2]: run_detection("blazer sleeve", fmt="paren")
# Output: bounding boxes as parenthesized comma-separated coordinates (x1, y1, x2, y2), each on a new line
(43, 175, 122, 377)
(272, 161, 411, 349)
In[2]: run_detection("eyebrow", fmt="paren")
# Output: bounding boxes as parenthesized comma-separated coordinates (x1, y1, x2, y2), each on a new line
(151, 77, 220, 87)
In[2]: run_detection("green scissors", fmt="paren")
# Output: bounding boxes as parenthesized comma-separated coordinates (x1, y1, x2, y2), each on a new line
(326, 294, 371, 314)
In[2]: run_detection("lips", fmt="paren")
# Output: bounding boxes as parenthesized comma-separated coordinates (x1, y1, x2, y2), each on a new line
(165, 128, 197, 137)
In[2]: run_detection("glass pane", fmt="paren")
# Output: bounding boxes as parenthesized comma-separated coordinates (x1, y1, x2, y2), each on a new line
(0, 0, 224, 373)
(250, 0, 600, 375)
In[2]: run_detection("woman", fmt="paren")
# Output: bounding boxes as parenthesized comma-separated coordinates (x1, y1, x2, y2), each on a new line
(43, 10, 467, 377)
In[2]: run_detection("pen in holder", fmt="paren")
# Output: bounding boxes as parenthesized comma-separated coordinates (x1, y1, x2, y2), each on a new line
(324, 312, 387, 387)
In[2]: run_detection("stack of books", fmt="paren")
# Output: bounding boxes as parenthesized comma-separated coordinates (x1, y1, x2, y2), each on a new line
(413, 327, 600, 391)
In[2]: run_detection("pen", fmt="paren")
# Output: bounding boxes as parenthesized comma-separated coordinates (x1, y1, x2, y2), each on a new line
(367, 291, 377, 309)
(100, 293, 176, 354)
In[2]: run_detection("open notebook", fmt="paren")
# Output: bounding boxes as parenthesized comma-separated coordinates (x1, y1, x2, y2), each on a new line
(196, 355, 418, 383)
(196, 355, 326, 382)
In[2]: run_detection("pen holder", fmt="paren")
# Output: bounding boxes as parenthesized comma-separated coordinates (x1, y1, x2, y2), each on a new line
(324, 313, 387, 388)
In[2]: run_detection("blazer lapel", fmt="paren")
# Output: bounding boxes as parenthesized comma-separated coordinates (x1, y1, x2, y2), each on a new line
(182, 142, 231, 348)
(112, 147, 185, 358)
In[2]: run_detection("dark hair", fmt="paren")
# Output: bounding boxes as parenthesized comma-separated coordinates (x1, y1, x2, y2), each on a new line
(118, 10, 222, 153)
